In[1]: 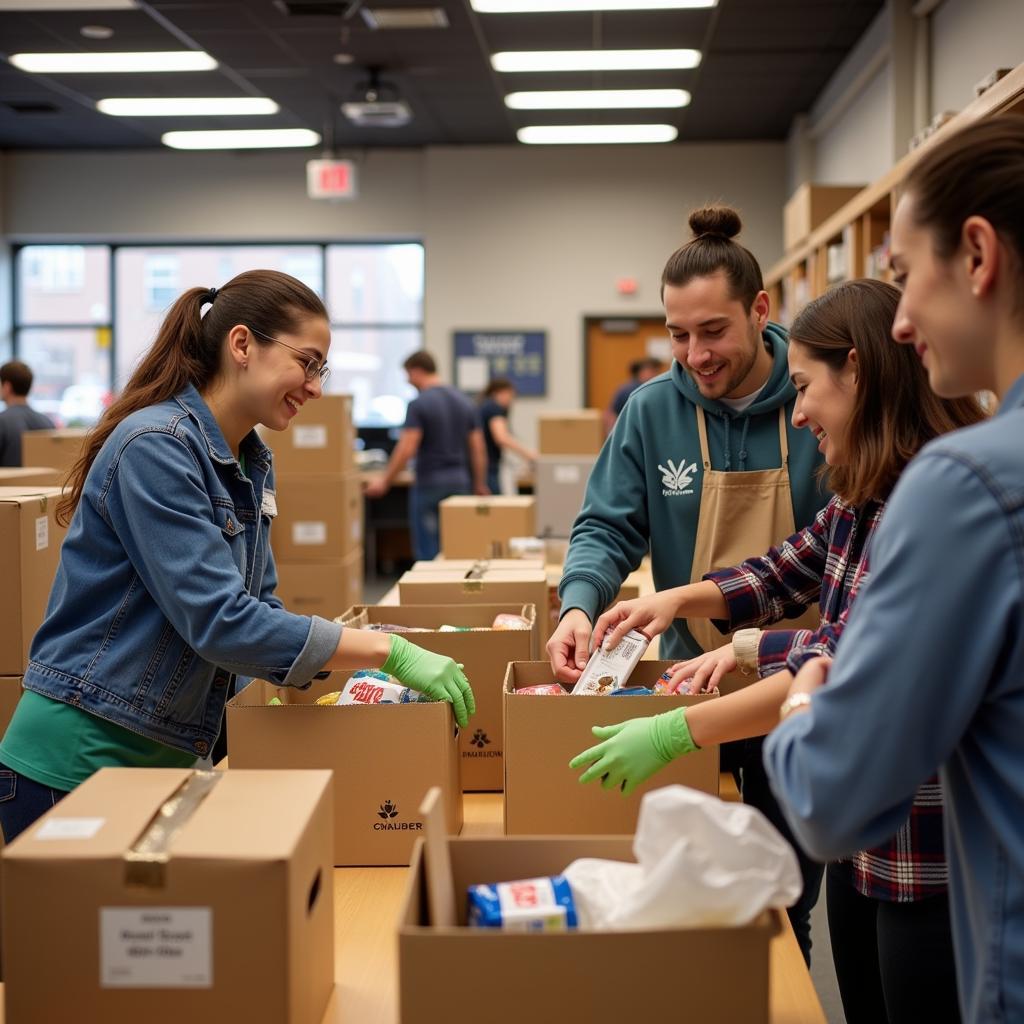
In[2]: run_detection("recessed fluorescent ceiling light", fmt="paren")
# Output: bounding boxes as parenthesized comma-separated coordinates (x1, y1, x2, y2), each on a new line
(473, 1, 713, 10)
(162, 128, 320, 150)
(492, 49, 700, 73)
(506, 88, 690, 110)
(518, 124, 678, 144)
(0, 1, 135, 9)
(99, 97, 279, 116)
(9, 51, 217, 73)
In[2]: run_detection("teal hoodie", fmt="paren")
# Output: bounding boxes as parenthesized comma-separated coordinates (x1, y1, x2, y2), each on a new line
(559, 322, 828, 661)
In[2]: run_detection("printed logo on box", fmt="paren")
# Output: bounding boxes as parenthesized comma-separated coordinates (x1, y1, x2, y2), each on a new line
(465, 728, 501, 759)
(658, 457, 698, 497)
(372, 799, 423, 833)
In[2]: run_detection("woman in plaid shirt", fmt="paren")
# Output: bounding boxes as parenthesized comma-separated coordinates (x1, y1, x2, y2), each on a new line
(573, 278, 984, 1023)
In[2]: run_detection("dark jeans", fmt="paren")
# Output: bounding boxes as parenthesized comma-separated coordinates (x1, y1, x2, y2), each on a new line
(730, 737, 823, 965)
(486, 467, 500, 496)
(0, 761, 70, 844)
(409, 483, 466, 561)
(826, 864, 961, 1024)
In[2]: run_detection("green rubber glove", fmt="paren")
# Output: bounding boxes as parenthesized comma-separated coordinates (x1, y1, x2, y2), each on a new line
(568, 708, 698, 796)
(380, 634, 476, 729)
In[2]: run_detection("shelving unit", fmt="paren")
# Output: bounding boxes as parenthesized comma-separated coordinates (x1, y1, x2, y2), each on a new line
(766, 59, 1024, 324)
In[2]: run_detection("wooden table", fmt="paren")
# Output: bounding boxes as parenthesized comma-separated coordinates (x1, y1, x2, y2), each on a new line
(319, 780, 824, 1024)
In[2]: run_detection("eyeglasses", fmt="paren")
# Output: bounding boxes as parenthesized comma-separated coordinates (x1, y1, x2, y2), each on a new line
(248, 326, 331, 385)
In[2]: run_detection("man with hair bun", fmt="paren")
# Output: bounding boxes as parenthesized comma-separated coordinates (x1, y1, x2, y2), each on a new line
(548, 204, 829, 961)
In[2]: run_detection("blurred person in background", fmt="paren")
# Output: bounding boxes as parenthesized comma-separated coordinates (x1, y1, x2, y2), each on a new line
(0, 360, 55, 467)
(479, 377, 537, 494)
(603, 356, 664, 434)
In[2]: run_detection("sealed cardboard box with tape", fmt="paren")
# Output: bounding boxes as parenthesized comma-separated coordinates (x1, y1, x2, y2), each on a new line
(0, 486, 68, 675)
(534, 455, 595, 538)
(503, 661, 719, 835)
(259, 394, 355, 475)
(275, 547, 363, 621)
(0, 466, 62, 488)
(271, 472, 363, 563)
(227, 677, 462, 865)
(20, 428, 89, 478)
(537, 410, 604, 455)
(439, 496, 536, 559)
(398, 829, 777, 1024)
(2, 767, 334, 1024)
(337, 604, 538, 791)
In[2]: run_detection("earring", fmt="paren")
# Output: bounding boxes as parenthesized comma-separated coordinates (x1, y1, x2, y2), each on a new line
(242, 361, 249, 369)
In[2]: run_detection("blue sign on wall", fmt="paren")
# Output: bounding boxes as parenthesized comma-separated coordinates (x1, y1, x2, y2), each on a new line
(453, 330, 547, 397)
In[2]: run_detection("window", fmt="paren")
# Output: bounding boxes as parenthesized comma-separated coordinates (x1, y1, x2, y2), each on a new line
(12, 242, 423, 427)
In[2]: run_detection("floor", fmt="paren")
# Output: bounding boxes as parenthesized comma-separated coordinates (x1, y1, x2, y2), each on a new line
(363, 570, 847, 1022)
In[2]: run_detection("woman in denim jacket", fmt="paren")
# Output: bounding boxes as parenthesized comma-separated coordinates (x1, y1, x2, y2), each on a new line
(0, 270, 474, 843)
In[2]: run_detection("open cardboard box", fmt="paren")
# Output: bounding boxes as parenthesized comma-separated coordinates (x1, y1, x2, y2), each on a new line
(503, 660, 720, 834)
(337, 603, 537, 792)
(398, 830, 779, 1024)
(226, 677, 462, 865)
(2, 767, 334, 1024)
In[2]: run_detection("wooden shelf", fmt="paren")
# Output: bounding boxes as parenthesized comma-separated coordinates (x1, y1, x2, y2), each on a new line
(765, 60, 1024, 318)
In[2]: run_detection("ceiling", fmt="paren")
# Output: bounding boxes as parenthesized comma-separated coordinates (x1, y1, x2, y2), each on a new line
(0, 0, 885, 150)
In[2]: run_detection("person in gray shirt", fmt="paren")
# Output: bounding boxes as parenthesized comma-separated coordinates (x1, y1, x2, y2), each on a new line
(0, 360, 55, 467)
(365, 350, 487, 559)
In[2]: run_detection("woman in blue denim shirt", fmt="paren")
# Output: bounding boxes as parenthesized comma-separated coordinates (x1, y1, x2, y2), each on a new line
(0, 270, 475, 843)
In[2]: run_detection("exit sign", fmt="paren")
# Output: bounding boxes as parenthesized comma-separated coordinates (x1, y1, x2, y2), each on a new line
(306, 159, 358, 200)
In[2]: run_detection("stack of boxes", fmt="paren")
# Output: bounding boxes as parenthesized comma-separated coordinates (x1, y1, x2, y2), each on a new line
(535, 409, 602, 539)
(261, 395, 364, 619)
(21, 427, 90, 481)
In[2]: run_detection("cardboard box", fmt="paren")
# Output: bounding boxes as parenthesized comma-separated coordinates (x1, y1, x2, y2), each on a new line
(261, 394, 355, 475)
(20, 428, 89, 477)
(534, 454, 595, 538)
(399, 834, 777, 1024)
(227, 678, 462, 865)
(537, 410, 604, 455)
(2, 767, 334, 1024)
(0, 486, 67, 675)
(338, 604, 538, 791)
(0, 676, 23, 738)
(272, 472, 363, 563)
(0, 466, 62, 487)
(503, 661, 719, 835)
(410, 558, 543, 572)
(783, 183, 864, 251)
(274, 547, 363, 620)
(439, 496, 536, 559)
(399, 566, 550, 643)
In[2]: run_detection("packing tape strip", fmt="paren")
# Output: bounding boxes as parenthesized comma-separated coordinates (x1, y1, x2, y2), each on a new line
(123, 770, 222, 888)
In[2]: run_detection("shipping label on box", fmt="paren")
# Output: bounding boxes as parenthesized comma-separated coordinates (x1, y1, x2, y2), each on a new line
(0, 487, 67, 675)
(272, 472, 363, 562)
(261, 394, 354, 475)
(338, 603, 538, 791)
(399, 835, 776, 1024)
(503, 661, 719, 835)
(439, 496, 536, 559)
(227, 678, 462, 865)
(2, 767, 334, 1024)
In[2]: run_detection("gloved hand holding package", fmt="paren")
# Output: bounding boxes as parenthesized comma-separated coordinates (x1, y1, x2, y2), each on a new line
(569, 707, 698, 794)
(381, 633, 476, 728)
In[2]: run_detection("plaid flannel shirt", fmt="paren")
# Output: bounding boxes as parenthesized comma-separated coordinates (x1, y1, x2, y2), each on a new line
(705, 494, 947, 902)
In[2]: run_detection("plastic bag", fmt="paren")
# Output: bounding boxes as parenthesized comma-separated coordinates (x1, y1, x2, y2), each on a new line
(563, 785, 802, 930)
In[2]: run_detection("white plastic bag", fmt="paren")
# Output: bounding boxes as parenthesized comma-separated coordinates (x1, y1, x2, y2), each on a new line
(563, 785, 802, 930)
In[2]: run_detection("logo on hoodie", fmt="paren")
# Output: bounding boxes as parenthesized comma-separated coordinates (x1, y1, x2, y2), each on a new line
(659, 458, 698, 496)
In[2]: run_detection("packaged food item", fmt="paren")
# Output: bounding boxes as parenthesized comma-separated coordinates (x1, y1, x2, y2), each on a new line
(364, 623, 430, 633)
(608, 687, 655, 696)
(653, 671, 695, 695)
(315, 669, 431, 706)
(467, 875, 578, 931)
(267, 696, 284, 706)
(570, 628, 650, 696)
(491, 612, 531, 630)
(438, 625, 472, 632)
(515, 683, 568, 696)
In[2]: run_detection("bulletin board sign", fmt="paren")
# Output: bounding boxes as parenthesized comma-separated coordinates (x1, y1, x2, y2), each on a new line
(453, 330, 547, 397)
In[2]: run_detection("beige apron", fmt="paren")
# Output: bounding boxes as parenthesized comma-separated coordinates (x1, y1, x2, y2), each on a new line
(687, 406, 821, 693)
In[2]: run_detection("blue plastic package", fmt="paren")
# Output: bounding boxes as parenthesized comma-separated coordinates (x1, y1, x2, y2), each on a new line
(467, 875, 578, 931)
(608, 687, 655, 696)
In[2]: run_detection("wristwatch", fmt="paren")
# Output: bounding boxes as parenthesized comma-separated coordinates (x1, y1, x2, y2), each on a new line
(778, 691, 813, 722)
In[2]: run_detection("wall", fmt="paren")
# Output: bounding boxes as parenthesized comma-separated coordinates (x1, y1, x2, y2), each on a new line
(930, 0, 1024, 119)
(1, 142, 787, 445)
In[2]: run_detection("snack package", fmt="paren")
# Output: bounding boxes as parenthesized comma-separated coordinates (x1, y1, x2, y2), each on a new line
(315, 669, 431, 706)
(491, 612, 531, 631)
(515, 683, 568, 696)
(570, 628, 651, 696)
(653, 671, 696, 695)
(438, 625, 472, 633)
(468, 876, 578, 932)
(364, 623, 430, 633)
(608, 687, 655, 696)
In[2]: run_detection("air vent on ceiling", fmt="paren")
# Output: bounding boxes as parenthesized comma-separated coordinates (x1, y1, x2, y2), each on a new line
(342, 99, 412, 127)
(361, 7, 448, 29)
(5, 101, 60, 115)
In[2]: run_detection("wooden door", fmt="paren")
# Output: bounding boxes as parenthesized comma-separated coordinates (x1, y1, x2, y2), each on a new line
(585, 316, 671, 412)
